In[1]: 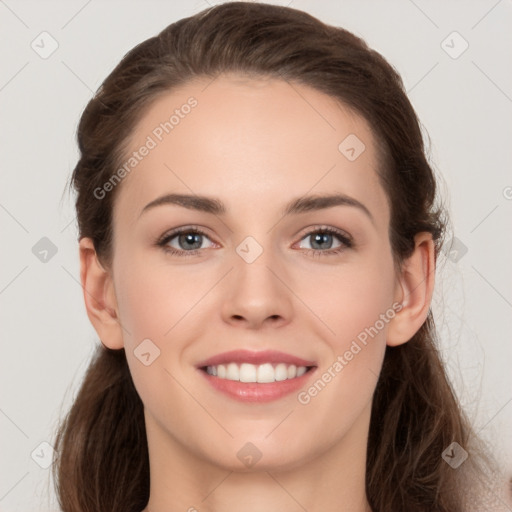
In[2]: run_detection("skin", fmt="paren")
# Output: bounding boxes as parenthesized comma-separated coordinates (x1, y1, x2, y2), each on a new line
(79, 73, 435, 512)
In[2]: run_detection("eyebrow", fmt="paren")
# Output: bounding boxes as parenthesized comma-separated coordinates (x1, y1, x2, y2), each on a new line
(139, 192, 375, 224)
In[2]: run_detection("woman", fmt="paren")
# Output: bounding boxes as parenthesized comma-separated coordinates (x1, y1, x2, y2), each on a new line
(52, 2, 503, 511)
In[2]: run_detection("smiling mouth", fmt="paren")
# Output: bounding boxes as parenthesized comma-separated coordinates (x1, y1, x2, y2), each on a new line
(200, 362, 316, 383)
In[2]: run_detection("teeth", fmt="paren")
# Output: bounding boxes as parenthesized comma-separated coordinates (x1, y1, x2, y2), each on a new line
(226, 363, 239, 381)
(240, 363, 256, 383)
(257, 363, 275, 383)
(296, 366, 307, 377)
(205, 362, 309, 383)
(275, 363, 288, 381)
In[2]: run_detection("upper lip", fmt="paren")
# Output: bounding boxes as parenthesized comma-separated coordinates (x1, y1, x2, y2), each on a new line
(196, 349, 317, 368)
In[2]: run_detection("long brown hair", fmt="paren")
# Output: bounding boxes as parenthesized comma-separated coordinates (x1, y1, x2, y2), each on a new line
(53, 2, 496, 511)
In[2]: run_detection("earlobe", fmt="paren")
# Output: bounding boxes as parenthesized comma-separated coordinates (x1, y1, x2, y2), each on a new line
(79, 237, 124, 350)
(386, 232, 436, 347)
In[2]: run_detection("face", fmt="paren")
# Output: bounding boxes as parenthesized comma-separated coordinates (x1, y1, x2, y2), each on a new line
(106, 73, 402, 472)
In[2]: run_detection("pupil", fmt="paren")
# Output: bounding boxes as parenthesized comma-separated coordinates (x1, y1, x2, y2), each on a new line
(312, 233, 332, 250)
(180, 233, 201, 250)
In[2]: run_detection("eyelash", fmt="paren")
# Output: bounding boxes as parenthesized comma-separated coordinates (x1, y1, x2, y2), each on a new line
(155, 225, 353, 258)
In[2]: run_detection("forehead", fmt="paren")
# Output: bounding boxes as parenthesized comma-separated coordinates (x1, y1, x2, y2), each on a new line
(113, 73, 389, 230)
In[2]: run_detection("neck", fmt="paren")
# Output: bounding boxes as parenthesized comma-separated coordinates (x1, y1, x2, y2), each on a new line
(142, 404, 373, 512)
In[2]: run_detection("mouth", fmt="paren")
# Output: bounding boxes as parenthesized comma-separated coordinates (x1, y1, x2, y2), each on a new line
(200, 362, 314, 383)
(196, 350, 317, 402)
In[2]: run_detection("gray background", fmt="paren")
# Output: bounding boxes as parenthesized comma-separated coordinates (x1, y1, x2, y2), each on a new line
(1, 0, 511, 510)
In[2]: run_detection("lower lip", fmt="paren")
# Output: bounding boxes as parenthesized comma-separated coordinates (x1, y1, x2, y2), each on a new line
(198, 367, 316, 403)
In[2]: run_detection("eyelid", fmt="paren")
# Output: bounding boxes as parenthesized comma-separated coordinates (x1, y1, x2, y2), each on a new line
(155, 225, 215, 245)
(156, 224, 353, 256)
(294, 224, 353, 245)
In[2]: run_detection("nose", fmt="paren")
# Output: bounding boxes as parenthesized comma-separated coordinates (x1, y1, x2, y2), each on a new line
(220, 243, 294, 330)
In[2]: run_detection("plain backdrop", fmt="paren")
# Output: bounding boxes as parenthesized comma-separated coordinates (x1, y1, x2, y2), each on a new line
(1, 1, 511, 510)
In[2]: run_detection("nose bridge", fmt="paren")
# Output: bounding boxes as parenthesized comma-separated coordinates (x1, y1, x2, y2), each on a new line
(233, 233, 281, 294)
(221, 232, 293, 326)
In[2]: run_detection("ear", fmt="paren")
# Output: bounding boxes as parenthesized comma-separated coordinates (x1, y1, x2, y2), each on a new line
(386, 232, 435, 347)
(79, 237, 124, 349)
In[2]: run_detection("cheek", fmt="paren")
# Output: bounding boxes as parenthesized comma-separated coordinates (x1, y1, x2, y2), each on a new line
(113, 252, 211, 345)
(296, 265, 394, 429)
(113, 257, 204, 418)
(301, 249, 396, 404)
(304, 252, 396, 347)
(335, 275, 395, 349)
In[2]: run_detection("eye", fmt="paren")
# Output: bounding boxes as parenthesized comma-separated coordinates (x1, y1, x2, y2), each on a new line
(156, 226, 215, 257)
(156, 225, 353, 258)
(296, 226, 353, 257)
